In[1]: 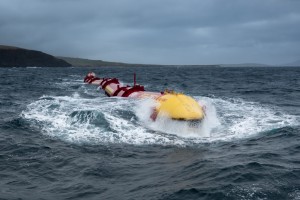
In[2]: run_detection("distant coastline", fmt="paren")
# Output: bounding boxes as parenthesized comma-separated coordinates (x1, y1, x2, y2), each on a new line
(1, 45, 299, 67)
(57, 56, 219, 68)
(0, 45, 218, 68)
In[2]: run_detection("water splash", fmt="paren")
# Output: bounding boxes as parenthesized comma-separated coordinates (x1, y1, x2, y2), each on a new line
(205, 96, 299, 140)
(21, 92, 299, 146)
(134, 98, 220, 138)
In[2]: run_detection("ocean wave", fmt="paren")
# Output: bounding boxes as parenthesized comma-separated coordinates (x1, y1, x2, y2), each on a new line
(20, 91, 299, 146)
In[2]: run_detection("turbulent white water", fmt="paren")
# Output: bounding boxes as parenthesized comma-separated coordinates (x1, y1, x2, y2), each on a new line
(21, 87, 299, 146)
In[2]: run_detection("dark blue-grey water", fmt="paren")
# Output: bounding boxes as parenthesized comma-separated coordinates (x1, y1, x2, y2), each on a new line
(0, 66, 299, 200)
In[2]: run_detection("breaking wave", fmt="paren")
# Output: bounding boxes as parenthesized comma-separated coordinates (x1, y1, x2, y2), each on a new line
(21, 90, 299, 146)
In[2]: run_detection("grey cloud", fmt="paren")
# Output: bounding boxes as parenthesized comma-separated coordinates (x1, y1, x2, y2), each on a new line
(0, 0, 299, 64)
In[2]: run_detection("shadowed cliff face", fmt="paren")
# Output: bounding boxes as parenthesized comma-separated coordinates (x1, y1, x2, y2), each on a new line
(0, 45, 71, 67)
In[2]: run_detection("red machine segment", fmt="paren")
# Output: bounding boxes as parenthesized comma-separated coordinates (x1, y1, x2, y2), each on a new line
(100, 78, 119, 89)
(84, 72, 159, 98)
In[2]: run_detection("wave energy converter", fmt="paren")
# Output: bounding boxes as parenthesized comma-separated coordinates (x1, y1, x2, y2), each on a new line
(84, 72, 205, 122)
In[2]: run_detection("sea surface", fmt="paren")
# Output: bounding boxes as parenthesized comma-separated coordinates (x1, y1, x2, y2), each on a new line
(0, 66, 299, 200)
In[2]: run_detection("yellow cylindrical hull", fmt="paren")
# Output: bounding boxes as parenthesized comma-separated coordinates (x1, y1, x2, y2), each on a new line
(156, 93, 204, 120)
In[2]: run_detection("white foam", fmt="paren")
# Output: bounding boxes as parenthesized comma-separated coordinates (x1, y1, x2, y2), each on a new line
(135, 95, 299, 142)
(26, 66, 41, 68)
(198, 96, 299, 141)
(21, 94, 186, 145)
(21, 92, 299, 146)
(134, 98, 220, 139)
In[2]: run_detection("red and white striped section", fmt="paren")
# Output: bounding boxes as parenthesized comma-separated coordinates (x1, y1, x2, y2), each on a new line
(84, 72, 161, 99)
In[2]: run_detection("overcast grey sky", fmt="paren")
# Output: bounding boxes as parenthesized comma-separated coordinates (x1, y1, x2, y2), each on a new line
(0, 0, 299, 65)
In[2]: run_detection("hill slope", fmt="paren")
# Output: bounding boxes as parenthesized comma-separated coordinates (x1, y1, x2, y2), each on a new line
(58, 56, 219, 68)
(0, 45, 71, 67)
(57, 56, 131, 67)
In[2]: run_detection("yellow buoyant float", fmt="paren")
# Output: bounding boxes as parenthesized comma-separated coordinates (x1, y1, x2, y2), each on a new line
(155, 92, 205, 120)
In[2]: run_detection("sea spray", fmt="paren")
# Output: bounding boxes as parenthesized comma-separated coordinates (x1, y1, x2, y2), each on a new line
(21, 92, 298, 145)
